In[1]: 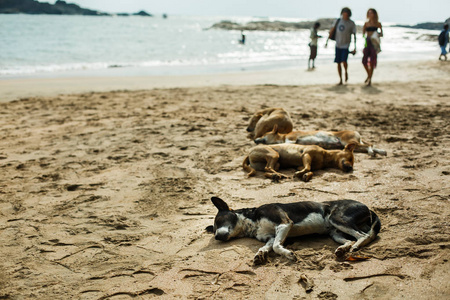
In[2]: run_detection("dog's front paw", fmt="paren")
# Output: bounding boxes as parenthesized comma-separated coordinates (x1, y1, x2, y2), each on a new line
(294, 171, 305, 178)
(271, 173, 288, 181)
(302, 173, 313, 182)
(285, 251, 298, 262)
(253, 250, 269, 265)
(335, 247, 348, 258)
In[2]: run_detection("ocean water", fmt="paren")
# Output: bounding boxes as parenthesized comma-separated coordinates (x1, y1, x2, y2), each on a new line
(0, 14, 440, 78)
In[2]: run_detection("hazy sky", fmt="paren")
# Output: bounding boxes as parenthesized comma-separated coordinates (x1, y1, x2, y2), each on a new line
(61, 1, 449, 24)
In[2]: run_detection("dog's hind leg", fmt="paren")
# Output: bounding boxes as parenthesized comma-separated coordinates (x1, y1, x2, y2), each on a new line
(263, 149, 288, 180)
(254, 238, 274, 265)
(329, 229, 355, 257)
(349, 218, 380, 252)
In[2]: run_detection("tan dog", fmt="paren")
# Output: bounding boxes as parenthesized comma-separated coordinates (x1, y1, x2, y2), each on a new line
(254, 124, 386, 157)
(243, 143, 356, 182)
(246, 108, 293, 139)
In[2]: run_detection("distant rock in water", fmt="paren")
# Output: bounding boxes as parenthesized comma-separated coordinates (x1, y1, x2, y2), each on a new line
(0, 0, 109, 15)
(115, 10, 152, 17)
(133, 10, 152, 17)
(209, 18, 359, 31)
(394, 20, 450, 30)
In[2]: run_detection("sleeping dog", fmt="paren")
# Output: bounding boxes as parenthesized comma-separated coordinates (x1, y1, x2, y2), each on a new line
(254, 124, 387, 157)
(206, 197, 381, 265)
(243, 143, 356, 182)
(246, 108, 293, 139)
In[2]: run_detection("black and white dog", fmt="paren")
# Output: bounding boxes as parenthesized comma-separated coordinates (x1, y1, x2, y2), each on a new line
(206, 197, 381, 264)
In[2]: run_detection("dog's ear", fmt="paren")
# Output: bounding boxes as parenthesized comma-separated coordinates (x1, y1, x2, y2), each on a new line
(271, 124, 278, 133)
(211, 196, 230, 211)
(205, 225, 214, 233)
(345, 142, 357, 152)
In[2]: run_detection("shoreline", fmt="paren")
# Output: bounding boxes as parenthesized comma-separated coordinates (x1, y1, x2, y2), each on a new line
(1, 59, 448, 102)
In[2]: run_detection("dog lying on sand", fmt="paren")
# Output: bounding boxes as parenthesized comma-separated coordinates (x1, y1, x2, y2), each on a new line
(254, 124, 387, 157)
(243, 143, 356, 182)
(206, 197, 381, 265)
(246, 108, 293, 139)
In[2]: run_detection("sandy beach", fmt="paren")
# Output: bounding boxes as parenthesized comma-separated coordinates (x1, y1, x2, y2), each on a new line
(0, 60, 449, 299)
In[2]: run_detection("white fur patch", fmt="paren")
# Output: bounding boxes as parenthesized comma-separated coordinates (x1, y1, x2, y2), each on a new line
(216, 227, 229, 236)
(288, 213, 328, 237)
(297, 132, 340, 145)
(285, 137, 295, 144)
(255, 218, 276, 242)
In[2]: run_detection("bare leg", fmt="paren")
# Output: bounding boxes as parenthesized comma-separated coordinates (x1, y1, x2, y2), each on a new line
(343, 61, 348, 83)
(363, 64, 370, 83)
(337, 63, 343, 85)
(367, 65, 374, 86)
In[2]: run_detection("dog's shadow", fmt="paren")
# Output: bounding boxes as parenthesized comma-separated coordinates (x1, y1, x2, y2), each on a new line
(242, 168, 355, 183)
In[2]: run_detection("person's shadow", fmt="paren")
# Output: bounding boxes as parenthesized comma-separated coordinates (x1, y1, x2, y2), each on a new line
(361, 85, 382, 94)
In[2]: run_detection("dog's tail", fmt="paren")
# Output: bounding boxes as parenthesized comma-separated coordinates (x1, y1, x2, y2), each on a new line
(242, 155, 257, 177)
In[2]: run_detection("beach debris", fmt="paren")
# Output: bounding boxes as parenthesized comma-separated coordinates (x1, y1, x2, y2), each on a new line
(345, 255, 371, 261)
(299, 274, 315, 293)
(343, 273, 407, 282)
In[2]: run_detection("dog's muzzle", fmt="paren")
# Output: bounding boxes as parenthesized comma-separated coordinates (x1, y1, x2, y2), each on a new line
(343, 164, 353, 172)
(246, 127, 252, 132)
(254, 138, 264, 144)
(215, 233, 229, 241)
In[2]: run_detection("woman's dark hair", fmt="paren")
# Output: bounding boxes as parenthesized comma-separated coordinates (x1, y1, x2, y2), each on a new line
(314, 22, 321, 28)
(341, 7, 352, 17)
(367, 8, 379, 23)
(444, 24, 449, 30)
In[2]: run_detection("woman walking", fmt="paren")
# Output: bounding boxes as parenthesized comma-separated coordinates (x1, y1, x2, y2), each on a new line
(362, 8, 383, 86)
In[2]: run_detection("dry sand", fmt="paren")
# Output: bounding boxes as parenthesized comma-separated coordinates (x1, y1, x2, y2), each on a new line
(0, 61, 449, 299)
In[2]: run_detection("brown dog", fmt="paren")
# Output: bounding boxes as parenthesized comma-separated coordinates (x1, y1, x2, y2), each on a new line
(246, 108, 293, 139)
(243, 143, 356, 182)
(254, 124, 386, 157)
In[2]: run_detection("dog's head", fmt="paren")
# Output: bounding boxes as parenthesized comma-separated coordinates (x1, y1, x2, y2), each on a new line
(336, 143, 356, 172)
(254, 124, 282, 144)
(206, 197, 240, 241)
(246, 112, 263, 132)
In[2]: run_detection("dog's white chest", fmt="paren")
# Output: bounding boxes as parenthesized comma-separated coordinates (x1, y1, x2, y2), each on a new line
(255, 218, 276, 241)
(288, 213, 328, 237)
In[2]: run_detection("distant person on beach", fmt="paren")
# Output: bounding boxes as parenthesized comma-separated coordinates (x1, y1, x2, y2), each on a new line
(438, 24, 449, 61)
(362, 8, 383, 86)
(239, 30, 246, 45)
(325, 7, 356, 85)
(308, 22, 322, 69)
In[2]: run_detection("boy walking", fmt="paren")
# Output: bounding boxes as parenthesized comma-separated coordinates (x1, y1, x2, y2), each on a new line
(308, 22, 321, 69)
(326, 7, 357, 85)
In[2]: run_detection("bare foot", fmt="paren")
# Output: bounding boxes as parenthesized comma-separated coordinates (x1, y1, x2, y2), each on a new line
(364, 77, 369, 83)
(367, 79, 372, 86)
(345, 72, 348, 82)
(337, 80, 343, 86)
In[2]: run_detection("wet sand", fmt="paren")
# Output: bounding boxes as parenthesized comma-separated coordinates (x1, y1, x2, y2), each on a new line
(0, 61, 449, 299)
